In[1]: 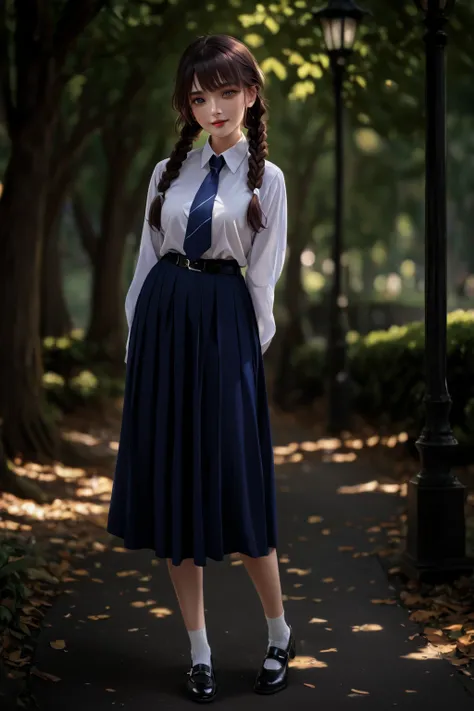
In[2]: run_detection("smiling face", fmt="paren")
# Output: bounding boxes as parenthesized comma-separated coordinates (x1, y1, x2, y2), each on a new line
(189, 74, 257, 144)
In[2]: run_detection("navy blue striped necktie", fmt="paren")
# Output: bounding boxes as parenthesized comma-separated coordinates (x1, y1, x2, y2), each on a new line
(184, 154, 225, 261)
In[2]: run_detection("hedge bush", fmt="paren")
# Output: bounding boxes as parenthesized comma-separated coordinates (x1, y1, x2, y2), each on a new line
(292, 309, 474, 444)
(41, 330, 125, 416)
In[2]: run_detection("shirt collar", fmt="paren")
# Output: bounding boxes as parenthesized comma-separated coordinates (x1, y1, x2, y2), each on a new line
(200, 132, 248, 174)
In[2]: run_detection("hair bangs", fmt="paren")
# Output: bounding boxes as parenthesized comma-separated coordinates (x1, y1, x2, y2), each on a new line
(192, 51, 246, 94)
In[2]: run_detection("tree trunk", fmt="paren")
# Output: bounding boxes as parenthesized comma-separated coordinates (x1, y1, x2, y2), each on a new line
(40, 144, 82, 339)
(72, 192, 97, 263)
(283, 238, 307, 346)
(0, 130, 59, 462)
(86, 124, 167, 361)
(0, 0, 107, 463)
(41, 216, 72, 338)
(86, 155, 132, 361)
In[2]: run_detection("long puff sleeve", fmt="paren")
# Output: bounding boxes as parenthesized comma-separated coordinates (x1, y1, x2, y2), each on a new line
(124, 160, 165, 363)
(245, 168, 287, 354)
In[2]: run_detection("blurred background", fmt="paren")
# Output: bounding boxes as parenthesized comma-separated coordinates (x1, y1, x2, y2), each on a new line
(1, 0, 474, 488)
(2, 3, 474, 705)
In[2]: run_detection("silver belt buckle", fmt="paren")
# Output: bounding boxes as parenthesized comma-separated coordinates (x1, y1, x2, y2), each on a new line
(183, 256, 201, 272)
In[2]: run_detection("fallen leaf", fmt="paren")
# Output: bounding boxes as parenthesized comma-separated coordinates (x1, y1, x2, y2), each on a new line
(50, 640, 66, 650)
(409, 610, 438, 623)
(351, 689, 370, 695)
(31, 667, 61, 682)
(371, 599, 397, 605)
(450, 657, 471, 666)
(116, 570, 139, 577)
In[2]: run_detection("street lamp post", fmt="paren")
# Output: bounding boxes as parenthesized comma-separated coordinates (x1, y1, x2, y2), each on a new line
(313, 0, 368, 436)
(401, 0, 473, 582)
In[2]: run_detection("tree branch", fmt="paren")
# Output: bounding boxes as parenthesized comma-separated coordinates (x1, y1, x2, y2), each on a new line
(53, 0, 107, 69)
(101, 64, 147, 165)
(50, 91, 103, 190)
(124, 138, 165, 223)
(121, 141, 165, 237)
(72, 192, 98, 263)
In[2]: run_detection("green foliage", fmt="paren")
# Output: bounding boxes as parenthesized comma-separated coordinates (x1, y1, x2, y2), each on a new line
(292, 310, 474, 442)
(41, 331, 125, 412)
(0, 535, 42, 684)
(289, 337, 327, 404)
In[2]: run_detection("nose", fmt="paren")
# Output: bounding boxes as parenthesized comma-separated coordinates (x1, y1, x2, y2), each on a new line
(210, 97, 223, 115)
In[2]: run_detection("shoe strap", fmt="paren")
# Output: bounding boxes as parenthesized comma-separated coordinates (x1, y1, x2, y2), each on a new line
(266, 646, 288, 663)
(190, 663, 212, 677)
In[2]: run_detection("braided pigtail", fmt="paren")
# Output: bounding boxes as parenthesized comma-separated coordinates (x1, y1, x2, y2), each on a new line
(148, 119, 202, 231)
(245, 94, 268, 234)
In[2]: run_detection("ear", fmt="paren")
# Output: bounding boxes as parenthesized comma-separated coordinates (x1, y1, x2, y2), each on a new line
(245, 85, 258, 108)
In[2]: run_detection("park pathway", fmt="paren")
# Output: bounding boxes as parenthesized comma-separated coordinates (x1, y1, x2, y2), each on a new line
(29, 414, 474, 710)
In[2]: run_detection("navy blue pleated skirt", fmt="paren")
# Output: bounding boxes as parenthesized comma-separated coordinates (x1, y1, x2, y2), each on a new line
(106, 253, 278, 566)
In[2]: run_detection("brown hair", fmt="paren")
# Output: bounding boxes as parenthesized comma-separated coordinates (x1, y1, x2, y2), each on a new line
(148, 34, 268, 234)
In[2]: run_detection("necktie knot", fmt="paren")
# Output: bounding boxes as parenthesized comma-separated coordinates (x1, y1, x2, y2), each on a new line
(209, 154, 225, 174)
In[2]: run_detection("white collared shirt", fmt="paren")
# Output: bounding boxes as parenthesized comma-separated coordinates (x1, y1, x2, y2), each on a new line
(124, 132, 287, 361)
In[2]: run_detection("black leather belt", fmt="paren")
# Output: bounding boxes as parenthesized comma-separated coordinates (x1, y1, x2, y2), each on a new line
(162, 251, 241, 275)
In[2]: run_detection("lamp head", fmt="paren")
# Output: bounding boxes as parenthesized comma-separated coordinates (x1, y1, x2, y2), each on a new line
(312, 0, 370, 55)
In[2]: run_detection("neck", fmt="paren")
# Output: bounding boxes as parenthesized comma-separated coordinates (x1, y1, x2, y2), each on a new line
(209, 127, 242, 155)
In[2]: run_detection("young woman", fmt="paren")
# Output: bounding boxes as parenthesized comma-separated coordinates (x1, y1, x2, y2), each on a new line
(107, 34, 294, 703)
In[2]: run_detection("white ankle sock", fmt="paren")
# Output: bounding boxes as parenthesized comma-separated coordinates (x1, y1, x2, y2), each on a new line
(264, 612, 291, 670)
(188, 627, 212, 668)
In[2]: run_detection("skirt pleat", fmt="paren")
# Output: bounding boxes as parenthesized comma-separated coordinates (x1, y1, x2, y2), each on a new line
(107, 255, 278, 566)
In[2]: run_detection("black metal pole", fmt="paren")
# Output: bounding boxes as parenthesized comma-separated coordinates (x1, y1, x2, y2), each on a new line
(400, 0, 473, 583)
(327, 55, 351, 436)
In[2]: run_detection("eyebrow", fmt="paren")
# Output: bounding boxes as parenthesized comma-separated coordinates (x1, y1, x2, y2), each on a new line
(189, 83, 235, 96)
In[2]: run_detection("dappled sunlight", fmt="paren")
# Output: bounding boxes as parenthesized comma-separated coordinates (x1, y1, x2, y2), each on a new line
(60, 427, 120, 456)
(290, 654, 328, 669)
(149, 607, 173, 619)
(1, 415, 472, 693)
(273, 431, 410, 469)
(0, 493, 110, 523)
(352, 623, 384, 632)
(10, 462, 86, 481)
(325, 452, 357, 463)
(60, 431, 101, 447)
(337, 480, 406, 496)
(402, 644, 445, 661)
(0, 446, 115, 553)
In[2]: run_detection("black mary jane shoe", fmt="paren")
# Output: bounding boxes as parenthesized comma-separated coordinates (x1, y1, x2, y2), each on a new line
(185, 656, 217, 703)
(253, 626, 296, 695)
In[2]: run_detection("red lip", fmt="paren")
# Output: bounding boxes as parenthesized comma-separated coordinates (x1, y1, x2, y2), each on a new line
(212, 120, 227, 126)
